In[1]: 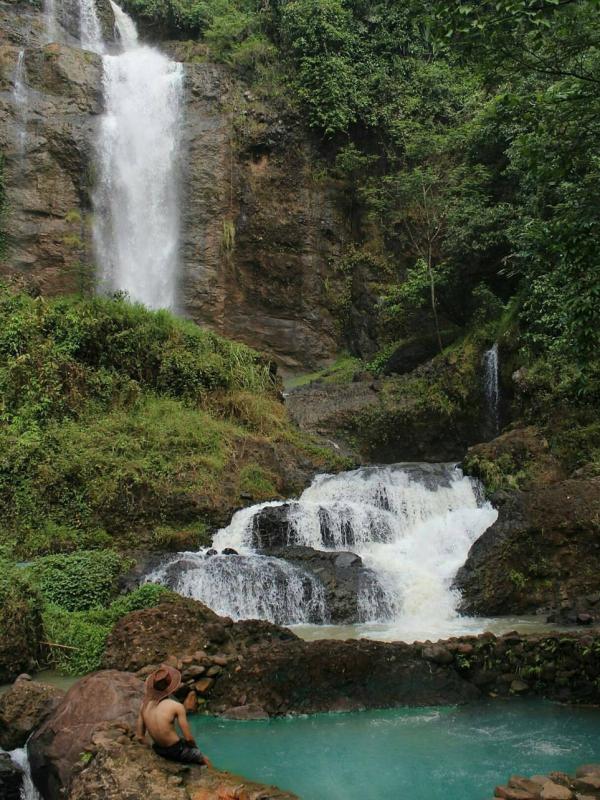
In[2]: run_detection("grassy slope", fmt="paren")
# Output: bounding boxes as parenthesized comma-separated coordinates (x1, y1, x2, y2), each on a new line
(0, 287, 344, 558)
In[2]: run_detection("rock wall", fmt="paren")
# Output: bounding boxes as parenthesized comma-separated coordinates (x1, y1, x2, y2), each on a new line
(0, 0, 350, 369)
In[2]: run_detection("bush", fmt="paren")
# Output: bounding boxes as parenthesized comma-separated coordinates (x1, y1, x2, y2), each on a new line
(42, 584, 172, 675)
(0, 561, 43, 681)
(29, 550, 128, 611)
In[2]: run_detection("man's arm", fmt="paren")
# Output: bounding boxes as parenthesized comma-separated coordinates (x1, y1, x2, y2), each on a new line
(175, 703, 196, 745)
(135, 710, 147, 744)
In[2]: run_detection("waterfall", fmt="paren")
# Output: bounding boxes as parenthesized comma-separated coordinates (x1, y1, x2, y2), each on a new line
(93, 2, 184, 310)
(483, 343, 500, 436)
(153, 464, 498, 640)
(43, 0, 57, 42)
(9, 748, 42, 800)
(78, 0, 104, 53)
(12, 49, 28, 160)
(148, 553, 328, 625)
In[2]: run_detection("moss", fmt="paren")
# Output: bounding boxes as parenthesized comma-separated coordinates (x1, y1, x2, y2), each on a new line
(285, 354, 362, 390)
(0, 561, 43, 681)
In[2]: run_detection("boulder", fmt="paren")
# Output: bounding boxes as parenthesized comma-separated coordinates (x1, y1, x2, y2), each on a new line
(28, 670, 144, 800)
(382, 331, 458, 376)
(220, 704, 269, 720)
(102, 596, 298, 672)
(455, 478, 600, 616)
(67, 724, 297, 800)
(0, 752, 22, 800)
(539, 782, 573, 800)
(250, 504, 298, 549)
(260, 545, 392, 623)
(0, 676, 64, 750)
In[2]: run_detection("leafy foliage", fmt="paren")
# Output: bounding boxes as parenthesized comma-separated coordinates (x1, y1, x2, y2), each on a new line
(29, 550, 129, 611)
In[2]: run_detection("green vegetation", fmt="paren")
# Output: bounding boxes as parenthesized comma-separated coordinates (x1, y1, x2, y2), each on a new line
(0, 288, 341, 557)
(0, 559, 43, 681)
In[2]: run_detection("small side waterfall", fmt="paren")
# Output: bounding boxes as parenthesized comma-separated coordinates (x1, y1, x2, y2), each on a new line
(78, 0, 104, 53)
(93, 2, 184, 309)
(12, 50, 28, 160)
(43, 0, 57, 43)
(483, 343, 500, 436)
(9, 748, 42, 800)
(152, 465, 497, 639)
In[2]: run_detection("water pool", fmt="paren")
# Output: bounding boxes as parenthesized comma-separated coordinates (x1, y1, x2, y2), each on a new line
(191, 700, 600, 800)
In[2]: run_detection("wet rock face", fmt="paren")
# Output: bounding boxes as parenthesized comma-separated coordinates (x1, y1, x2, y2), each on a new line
(28, 670, 144, 800)
(455, 477, 600, 617)
(179, 65, 348, 369)
(0, 676, 65, 751)
(0, 33, 102, 295)
(0, 752, 22, 800)
(261, 545, 391, 624)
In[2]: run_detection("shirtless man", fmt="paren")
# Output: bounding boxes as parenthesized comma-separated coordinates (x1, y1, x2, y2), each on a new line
(136, 665, 210, 766)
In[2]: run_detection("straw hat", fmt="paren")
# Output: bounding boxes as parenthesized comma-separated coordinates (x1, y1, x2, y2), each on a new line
(144, 664, 182, 704)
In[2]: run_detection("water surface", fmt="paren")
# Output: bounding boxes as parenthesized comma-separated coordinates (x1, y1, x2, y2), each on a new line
(191, 700, 600, 800)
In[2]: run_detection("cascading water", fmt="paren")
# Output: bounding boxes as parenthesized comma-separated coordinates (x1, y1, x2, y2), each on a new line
(149, 553, 328, 625)
(12, 49, 28, 160)
(8, 747, 42, 800)
(483, 343, 500, 436)
(78, 0, 104, 53)
(93, 2, 184, 309)
(151, 464, 498, 640)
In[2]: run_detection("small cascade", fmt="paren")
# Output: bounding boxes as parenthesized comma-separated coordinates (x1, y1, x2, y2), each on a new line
(155, 464, 497, 639)
(78, 0, 104, 53)
(12, 49, 28, 160)
(93, 2, 184, 310)
(9, 748, 42, 800)
(147, 552, 328, 625)
(483, 343, 500, 436)
(43, 0, 57, 43)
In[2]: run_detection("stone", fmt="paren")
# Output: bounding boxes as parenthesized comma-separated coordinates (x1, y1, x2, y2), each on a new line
(422, 644, 454, 665)
(194, 678, 215, 694)
(28, 670, 144, 800)
(576, 766, 600, 778)
(509, 775, 546, 795)
(510, 679, 529, 693)
(0, 752, 22, 800)
(494, 787, 537, 800)
(205, 665, 221, 677)
(0, 678, 65, 750)
(573, 776, 600, 793)
(540, 782, 573, 800)
(220, 705, 269, 721)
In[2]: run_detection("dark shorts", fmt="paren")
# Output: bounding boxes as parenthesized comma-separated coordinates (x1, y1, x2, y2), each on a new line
(152, 738, 206, 765)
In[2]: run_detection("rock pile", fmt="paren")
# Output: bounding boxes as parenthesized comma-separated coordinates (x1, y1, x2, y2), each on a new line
(0, 674, 64, 750)
(492, 764, 600, 799)
(0, 752, 22, 800)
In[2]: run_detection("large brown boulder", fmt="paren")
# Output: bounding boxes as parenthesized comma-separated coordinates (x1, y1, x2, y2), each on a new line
(28, 670, 144, 800)
(0, 676, 64, 750)
(455, 477, 600, 616)
(67, 723, 296, 800)
(102, 597, 298, 672)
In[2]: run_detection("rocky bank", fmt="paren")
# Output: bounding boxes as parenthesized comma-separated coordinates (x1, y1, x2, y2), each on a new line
(492, 764, 600, 800)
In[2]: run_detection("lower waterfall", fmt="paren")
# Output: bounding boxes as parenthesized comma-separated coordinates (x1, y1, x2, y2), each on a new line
(149, 464, 498, 639)
(9, 747, 41, 800)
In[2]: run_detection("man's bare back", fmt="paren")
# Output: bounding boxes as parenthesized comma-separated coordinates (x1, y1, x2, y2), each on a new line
(140, 698, 187, 747)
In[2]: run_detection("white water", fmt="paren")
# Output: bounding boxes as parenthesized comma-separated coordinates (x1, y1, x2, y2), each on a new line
(483, 343, 500, 436)
(148, 553, 328, 625)
(12, 50, 28, 159)
(78, 0, 104, 53)
(43, 0, 57, 42)
(9, 748, 41, 800)
(153, 464, 498, 640)
(93, 3, 184, 309)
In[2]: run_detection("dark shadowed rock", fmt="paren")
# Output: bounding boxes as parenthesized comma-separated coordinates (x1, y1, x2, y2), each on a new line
(382, 331, 459, 376)
(261, 545, 392, 624)
(455, 478, 600, 616)
(220, 704, 269, 720)
(0, 676, 64, 750)
(250, 503, 298, 549)
(0, 752, 22, 800)
(28, 670, 144, 800)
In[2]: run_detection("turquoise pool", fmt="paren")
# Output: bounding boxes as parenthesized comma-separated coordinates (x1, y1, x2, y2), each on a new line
(191, 700, 600, 799)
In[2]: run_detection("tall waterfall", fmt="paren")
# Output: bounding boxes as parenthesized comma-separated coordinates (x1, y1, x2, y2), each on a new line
(93, 2, 184, 310)
(483, 343, 500, 436)
(78, 0, 104, 53)
(151, 464, 497, 640)
(12, 49, 28, 159)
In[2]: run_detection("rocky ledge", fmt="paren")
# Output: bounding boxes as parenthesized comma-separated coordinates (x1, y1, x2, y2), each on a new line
(25, 669, 295, 800)
(491, 764, 600, 800)
(101, 596, 600, 715)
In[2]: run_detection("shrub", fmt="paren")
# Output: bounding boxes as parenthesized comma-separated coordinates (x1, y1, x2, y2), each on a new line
(29, 550, 128, 611)
(0, 561, 43, 681)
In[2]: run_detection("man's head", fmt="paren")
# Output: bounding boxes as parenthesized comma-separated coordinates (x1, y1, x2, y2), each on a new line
(144, 664, 182, 703)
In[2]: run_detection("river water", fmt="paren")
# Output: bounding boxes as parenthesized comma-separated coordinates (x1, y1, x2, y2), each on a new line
(191, 699, 600, 800)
